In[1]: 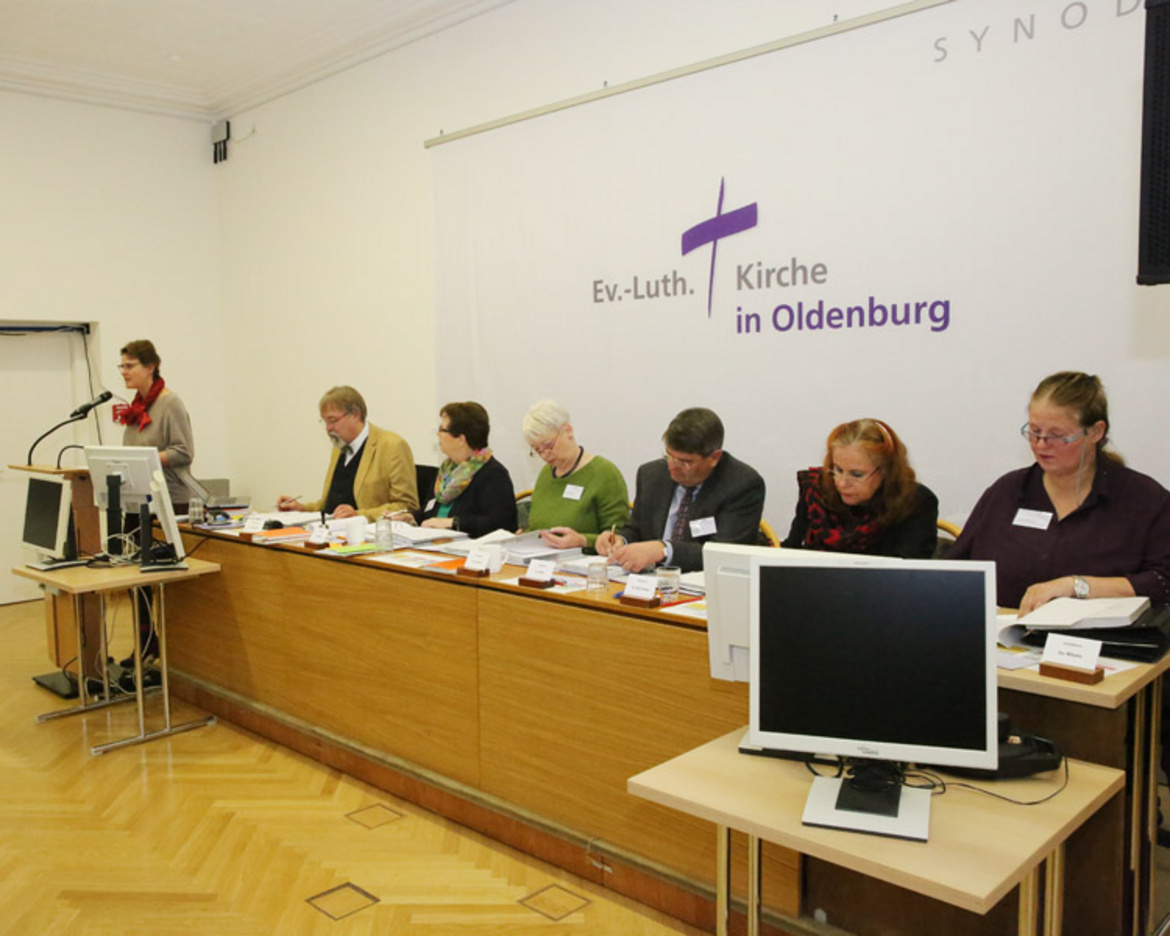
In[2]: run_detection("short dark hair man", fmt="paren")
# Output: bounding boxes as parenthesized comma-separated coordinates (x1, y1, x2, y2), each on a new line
(596, 407, 765, 573)
(278, 386, 419, 520)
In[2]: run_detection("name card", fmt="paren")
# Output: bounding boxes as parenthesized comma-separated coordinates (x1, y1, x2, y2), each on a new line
(243, 517, 265, 534)
(1041, 633, 1102, 672)
(465, 544, 504, 573)
(563, 484, 584, 501)
(1013, 508, 1053, 530)
(624, 573, 659, 601)
(690, 516, 717, 537)
(308, 525, 329, 545)
(526, 558, 555, 582)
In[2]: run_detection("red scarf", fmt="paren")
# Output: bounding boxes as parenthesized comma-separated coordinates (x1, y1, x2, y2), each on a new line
(113, 377, 165, 432)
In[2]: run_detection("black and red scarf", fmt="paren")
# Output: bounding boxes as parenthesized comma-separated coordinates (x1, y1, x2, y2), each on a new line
(796, 466, 883, 553)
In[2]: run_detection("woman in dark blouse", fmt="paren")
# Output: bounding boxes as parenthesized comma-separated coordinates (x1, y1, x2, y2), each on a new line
(949, 372, 1170, 612)
(783, 418, 938, 559)
(411, 401, 517, 538)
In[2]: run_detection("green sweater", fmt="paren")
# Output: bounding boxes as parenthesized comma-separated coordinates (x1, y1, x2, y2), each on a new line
(526, 456, 630, 550)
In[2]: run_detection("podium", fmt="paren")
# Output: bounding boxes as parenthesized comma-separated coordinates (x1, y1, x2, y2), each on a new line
(10, 464, 104, 690)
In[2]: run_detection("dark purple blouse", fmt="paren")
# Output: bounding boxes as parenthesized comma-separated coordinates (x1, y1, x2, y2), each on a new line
(948, 460, 1170, 608)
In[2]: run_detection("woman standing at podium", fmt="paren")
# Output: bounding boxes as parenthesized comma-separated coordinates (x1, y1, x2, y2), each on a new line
(949, 371, 1170, 614)
(114, 339, 195, 512)
(113, 339, 196, 665)
(410, 401, 517, 538)
(782, 418, 938, 559)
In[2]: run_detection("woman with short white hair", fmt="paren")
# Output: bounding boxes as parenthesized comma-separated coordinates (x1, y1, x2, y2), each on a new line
(522, 400, 629, 551)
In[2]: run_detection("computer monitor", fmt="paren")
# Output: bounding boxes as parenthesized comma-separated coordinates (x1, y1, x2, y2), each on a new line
(704, 543, 900, 682)
(21, 473, 75, 562)
(746, 551, 998, 839)
(84, 446, 186, 567)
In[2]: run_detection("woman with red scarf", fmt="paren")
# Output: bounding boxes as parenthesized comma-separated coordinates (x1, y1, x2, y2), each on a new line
(782, 418, 938, 559)
(112, 339, 195, 669)
(113, 339, 195, 510)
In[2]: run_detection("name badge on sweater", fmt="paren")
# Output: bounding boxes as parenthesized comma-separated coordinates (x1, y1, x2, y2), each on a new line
(690, 516, 717, 537)
(1013, 508, 1052, 530)
(563, 484, 584, 501)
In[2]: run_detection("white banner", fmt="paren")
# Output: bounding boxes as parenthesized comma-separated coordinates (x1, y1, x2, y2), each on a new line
(433, 0, 1162, 533)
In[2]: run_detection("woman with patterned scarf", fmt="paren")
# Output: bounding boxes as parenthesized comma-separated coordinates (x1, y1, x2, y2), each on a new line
(782, 418, 938, 559)
(410, 401, 517, 538)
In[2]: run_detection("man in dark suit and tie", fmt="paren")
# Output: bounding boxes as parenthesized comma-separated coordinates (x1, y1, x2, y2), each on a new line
(596, 407, 765, 573)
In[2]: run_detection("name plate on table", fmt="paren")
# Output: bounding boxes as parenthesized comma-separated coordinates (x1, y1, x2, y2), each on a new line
(1039, 634, 1105, 684)
(520, 558, 556, 589)
(621, 573, 661, 608)
(459, 544, 501, 577)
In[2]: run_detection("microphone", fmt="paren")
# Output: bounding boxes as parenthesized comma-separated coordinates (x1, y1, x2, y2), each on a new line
(70, 391, 113, 418)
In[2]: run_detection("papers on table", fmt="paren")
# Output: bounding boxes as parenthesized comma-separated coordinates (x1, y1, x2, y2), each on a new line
(442, 529, 581, 565)
(679, 571, 706, 595)
(658, 598, 708, 621)
(246, 510, 324, 527)
(390, 521, 468, 547)
(1017, 596, 1150, 630)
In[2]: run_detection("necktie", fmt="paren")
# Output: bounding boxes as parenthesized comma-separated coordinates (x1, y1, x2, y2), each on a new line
(672, 487, 697, 542)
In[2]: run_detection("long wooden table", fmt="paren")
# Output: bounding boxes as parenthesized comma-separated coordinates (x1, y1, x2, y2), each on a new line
(163, 530, 1163, 935)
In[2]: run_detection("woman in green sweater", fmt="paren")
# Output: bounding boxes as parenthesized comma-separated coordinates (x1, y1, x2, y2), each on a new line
(522, 400, 629, 551)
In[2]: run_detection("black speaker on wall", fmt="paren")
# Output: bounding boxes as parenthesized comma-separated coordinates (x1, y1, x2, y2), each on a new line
(1139, 0, 1170, 284)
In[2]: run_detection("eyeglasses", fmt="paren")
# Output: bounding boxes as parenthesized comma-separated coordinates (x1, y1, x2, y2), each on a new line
(529, 428, 562, 456)
(663, 450, 715, 468)
(1019, 424, 1086, 447)
(117, 362, 140, 372)
(437, 425, 454, 435)
(831, 465, 881, 485)
(319, 413, 347, 427)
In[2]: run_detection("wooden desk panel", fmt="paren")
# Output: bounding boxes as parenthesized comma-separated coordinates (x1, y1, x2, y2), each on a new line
(476, 588, 800, 915)
(166, 538, 481, 787)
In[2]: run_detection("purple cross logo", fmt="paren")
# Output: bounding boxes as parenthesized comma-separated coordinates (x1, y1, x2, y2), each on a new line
(681, 178, 758, 318)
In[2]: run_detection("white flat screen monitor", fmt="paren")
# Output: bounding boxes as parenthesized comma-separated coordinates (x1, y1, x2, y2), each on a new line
(84, 445, 185, 563)
(22, 474, 74, 561)
(747, 554, 998, 773)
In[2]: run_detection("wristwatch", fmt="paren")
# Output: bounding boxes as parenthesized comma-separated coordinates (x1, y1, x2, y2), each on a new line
(1072, 575, 1090, 599)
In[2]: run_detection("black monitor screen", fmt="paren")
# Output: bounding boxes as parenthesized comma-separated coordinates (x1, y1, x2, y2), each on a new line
(757, 565, 988, 754)
(23, 477, 65, 553)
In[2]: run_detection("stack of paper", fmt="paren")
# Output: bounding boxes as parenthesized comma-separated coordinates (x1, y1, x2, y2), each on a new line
(443, 529, 580, 565)
(251, 526, 312, 545)
(390, 521, 468, 547)
(1017, 596, 1150, 630)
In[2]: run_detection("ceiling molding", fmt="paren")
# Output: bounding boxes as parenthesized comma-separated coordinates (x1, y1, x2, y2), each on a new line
(207, 0, 514, 119)
(0, 54, 212, 121)
(0, 0, 515, 124)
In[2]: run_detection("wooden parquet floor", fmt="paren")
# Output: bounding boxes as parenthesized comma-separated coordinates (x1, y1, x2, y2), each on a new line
(0, 599, 704, 935)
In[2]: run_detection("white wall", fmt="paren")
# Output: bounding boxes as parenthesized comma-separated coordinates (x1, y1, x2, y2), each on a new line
(0, 90, 229, 483)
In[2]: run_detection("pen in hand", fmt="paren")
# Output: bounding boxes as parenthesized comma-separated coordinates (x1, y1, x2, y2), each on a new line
(278, 494, 303, 510)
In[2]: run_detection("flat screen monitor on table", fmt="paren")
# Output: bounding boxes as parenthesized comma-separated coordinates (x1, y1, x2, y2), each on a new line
(83, 445, 186, 570)
(756, 554, 998, 839)
(705, 543, 999, 840)
(21, 473, 75, 564)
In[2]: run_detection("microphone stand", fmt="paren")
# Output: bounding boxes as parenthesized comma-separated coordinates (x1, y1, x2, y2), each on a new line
(27, 415, 86, 466)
